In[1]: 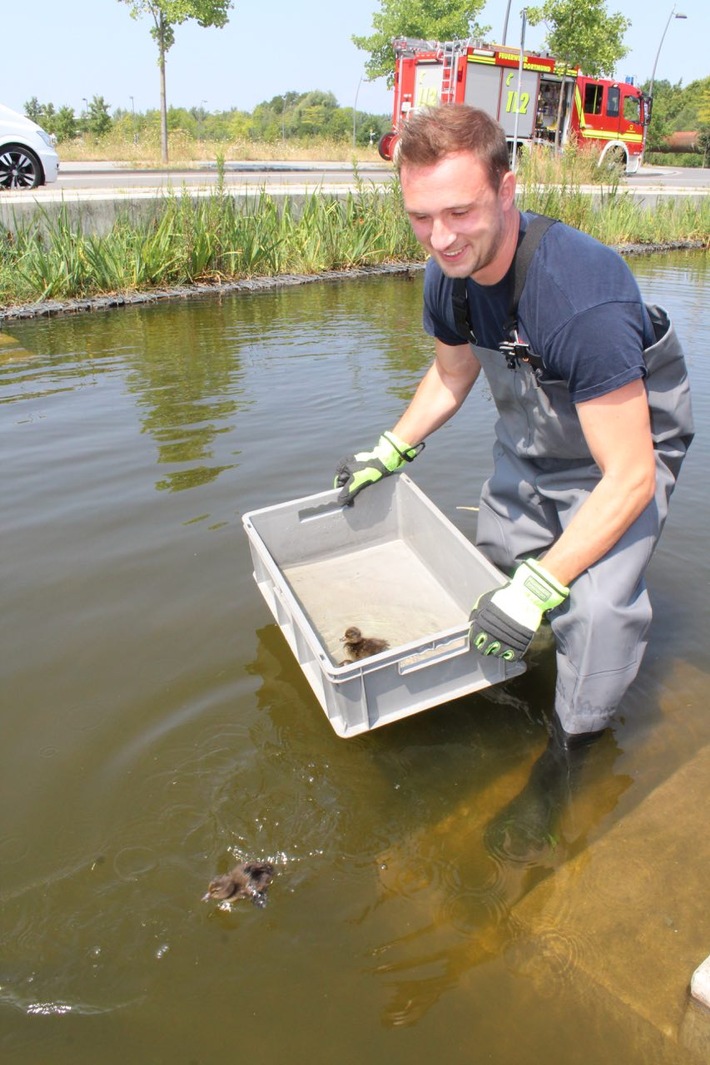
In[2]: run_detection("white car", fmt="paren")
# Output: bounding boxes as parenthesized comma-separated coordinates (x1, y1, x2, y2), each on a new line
(0, 103, 59, 189)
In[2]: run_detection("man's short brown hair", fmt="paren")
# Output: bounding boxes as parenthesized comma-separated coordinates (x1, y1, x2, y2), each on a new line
(394, 104, 510, 190)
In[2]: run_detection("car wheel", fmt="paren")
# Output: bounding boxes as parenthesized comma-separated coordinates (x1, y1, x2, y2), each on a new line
(0, 144, 44, 189)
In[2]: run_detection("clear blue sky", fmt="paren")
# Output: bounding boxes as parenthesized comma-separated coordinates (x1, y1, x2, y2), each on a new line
(4, 1, 706, 120)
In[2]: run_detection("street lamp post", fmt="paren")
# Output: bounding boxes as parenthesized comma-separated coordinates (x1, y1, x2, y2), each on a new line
(510, 9, 527, 172)
(649, 6, 687, 102)
(129, 95, 137, 144)
(502, 0, 513, 44)
(353, 75, 363, 148)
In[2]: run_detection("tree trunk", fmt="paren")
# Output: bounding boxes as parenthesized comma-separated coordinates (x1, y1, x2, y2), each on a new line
(158, 14, 169, 164)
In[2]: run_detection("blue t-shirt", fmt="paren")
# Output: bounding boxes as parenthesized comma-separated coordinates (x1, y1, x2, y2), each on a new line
(422, 213, 655, 403)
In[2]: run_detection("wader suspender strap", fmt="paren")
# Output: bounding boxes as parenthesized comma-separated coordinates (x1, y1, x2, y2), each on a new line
(451, 213, 558, 371)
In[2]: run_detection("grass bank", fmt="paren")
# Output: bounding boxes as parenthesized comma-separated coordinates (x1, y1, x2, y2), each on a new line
(1, 156, 708, 311)
(58, 132, 384, 166)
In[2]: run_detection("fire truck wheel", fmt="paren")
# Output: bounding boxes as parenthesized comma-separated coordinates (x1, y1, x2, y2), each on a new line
(599, 145, 627, 174)
(377, 131, 398, 161)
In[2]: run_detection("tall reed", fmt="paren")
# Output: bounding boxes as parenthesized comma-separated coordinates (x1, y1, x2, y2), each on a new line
(0, 180, 423, 306)
(1, 166, 707, 309)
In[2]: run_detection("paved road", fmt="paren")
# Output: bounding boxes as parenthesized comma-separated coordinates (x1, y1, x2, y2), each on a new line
(58, 160, 391, 185)
(41, 161, 393, 198)
(625, 165, 709, 193)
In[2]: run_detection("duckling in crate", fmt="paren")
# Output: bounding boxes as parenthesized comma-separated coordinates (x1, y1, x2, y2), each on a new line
(340, 626, 390, 665)
(202, 861, 274, 909)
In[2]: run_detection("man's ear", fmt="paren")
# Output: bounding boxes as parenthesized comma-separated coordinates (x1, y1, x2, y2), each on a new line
(499, 169, 517, 209)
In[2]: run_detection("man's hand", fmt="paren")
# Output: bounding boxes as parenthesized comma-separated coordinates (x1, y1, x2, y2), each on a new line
(334, 431, 422, 506)
(469, 559, 569, 661)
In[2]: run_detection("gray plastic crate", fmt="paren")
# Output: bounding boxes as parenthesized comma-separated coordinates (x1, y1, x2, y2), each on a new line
(242, 474, 525, 737)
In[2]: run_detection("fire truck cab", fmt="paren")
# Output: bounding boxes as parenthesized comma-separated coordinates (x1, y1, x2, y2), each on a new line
(380, 38, 647, 175)
(571, 74, 646, 171)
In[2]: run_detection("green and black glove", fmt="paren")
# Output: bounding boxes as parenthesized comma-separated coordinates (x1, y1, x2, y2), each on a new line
(469, 559, 569, 661)
(334, 431, 423, 506)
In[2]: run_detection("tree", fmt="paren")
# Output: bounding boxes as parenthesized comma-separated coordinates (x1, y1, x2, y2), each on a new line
(85, 95, 113, 138)
(294, 90, 339, 137)
(698, 126, 710, 168)
(525, 0, 629, 78)
(352, 0, 489, 87)
(526, 0, 629, 146)
(699, 84, 710, 164)
(55, 106, 79, 143)
(696, 82, 710, 126)
(252, 92, 302, 142)
(643, 78, 686, 152)
(24, 100, 58, 135)
(118, 0, 233, 163)
(24, 97, 42, 123)
(24, 99, 78, 141)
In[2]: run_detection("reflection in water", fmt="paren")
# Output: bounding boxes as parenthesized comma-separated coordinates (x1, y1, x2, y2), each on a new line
(123, 302, 247, 491)
(367, 732, 631, 1028)
(0, 252, 708, 1063)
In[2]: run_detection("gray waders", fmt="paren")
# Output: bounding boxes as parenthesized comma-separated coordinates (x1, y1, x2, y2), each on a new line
(471, 305, 693, 736)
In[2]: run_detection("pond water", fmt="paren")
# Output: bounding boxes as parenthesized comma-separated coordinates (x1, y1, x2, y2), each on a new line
(1, 251, 708, 1064)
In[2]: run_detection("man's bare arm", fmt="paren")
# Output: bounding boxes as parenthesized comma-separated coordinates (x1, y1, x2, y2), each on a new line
(541, 378, 656, 587)
(393, 338, 481, 445)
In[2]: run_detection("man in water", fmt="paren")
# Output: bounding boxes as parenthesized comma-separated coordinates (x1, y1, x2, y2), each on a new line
(335, 105, 693, 753)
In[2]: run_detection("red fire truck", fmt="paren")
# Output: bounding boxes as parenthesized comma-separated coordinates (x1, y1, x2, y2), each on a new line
(379, 37, 648, 174)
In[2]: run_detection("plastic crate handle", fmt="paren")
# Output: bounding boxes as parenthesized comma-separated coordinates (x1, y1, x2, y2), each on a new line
(397, 635, 470, 675)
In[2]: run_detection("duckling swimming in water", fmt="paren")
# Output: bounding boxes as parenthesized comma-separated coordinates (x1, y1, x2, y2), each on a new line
(340, 626, 390, 664)
(202, 861, 274, 908)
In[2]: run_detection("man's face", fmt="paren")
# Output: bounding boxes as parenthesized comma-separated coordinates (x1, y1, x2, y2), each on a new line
(400, 150, 516, 284)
